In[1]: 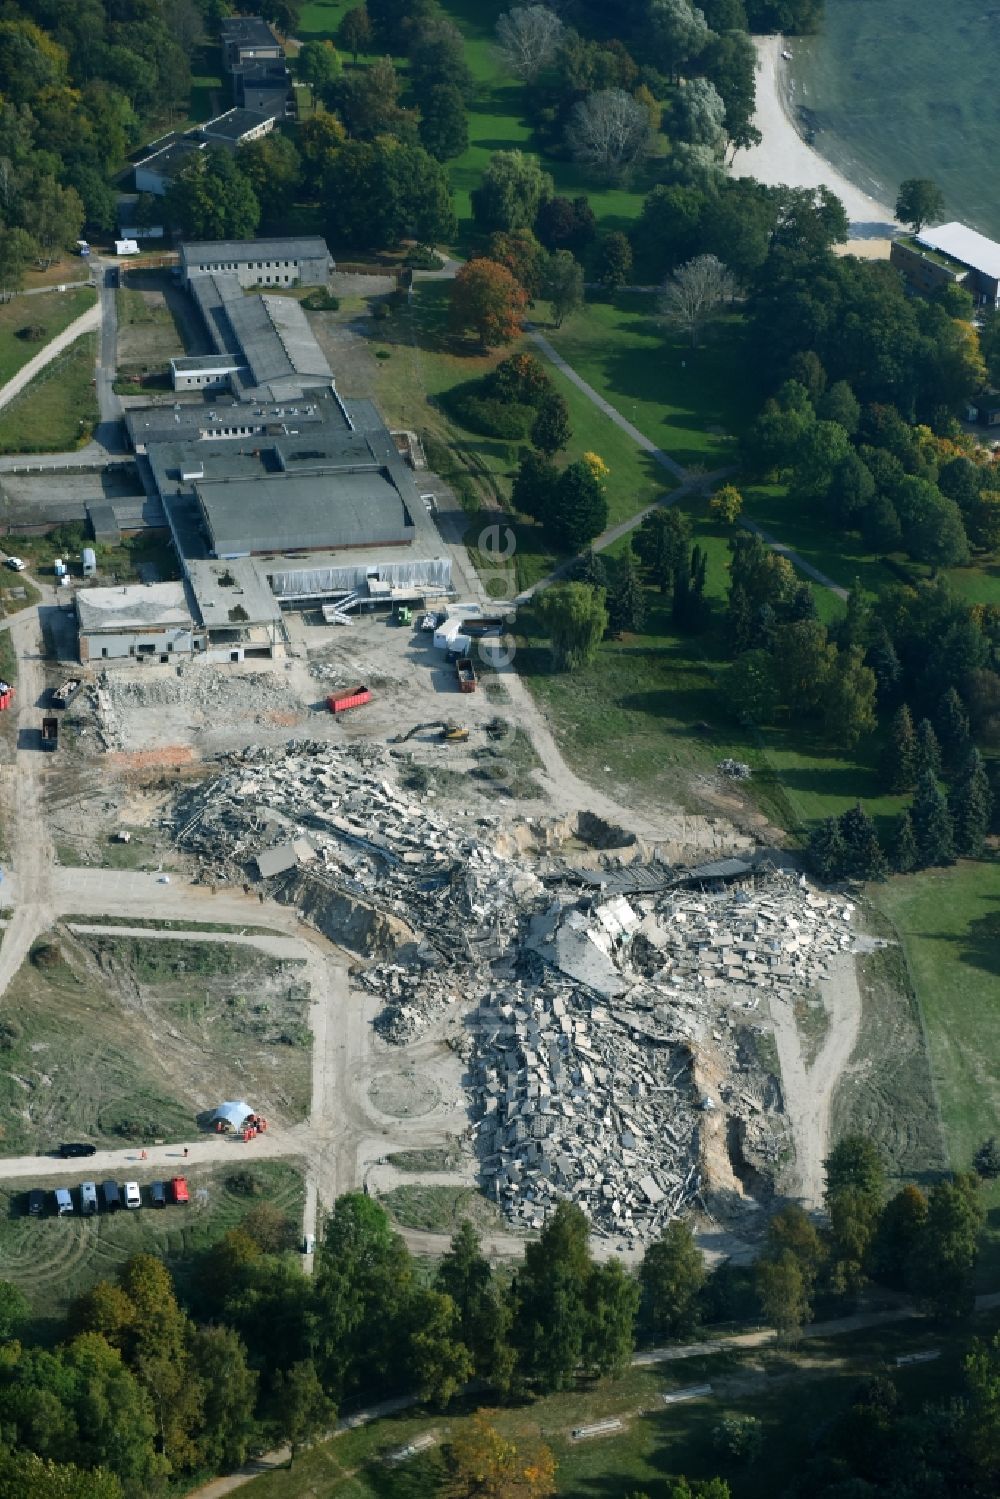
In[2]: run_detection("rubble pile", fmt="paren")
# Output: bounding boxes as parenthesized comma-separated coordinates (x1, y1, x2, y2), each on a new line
(470, 974, 701, 1238)
(169, 743, 860, 1240)
(468, 879, 854, 1238)
(95, 668, 280, 750)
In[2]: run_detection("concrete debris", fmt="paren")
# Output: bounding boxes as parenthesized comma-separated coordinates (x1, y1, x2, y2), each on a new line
(717, 759, 752, 780)
(168, 742, 861, 1241)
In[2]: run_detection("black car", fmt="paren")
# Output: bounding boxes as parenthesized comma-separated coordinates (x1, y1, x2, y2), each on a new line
(59, 1142, 96, 1158)
(26, 1189, 45, 1217)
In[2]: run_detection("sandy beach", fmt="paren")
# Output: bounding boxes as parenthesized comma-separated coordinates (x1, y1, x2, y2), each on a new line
(731, 36, 897, 244)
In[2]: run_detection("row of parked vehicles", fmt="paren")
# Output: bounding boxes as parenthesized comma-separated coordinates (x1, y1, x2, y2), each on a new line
(27, 1176, 190, 1217)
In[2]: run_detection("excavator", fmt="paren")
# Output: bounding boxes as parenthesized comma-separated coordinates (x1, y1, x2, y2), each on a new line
(391, 720, 470, 744)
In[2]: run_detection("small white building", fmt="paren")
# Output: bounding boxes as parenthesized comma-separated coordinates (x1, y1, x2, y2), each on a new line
(76, 582, 204, 662)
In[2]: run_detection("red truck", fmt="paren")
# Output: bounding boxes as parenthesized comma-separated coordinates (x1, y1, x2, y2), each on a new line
(455, 658, 477, 693)
(327, 684, 372, 714)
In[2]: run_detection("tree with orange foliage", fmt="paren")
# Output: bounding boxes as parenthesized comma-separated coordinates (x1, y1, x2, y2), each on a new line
(449, 259, 528, 350)
(446, 1411, 556, 1499)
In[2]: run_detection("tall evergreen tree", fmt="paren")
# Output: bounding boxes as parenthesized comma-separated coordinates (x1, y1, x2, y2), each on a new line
(839, 802, 888, 881)
(890, 809, 918, 873)
(808, 816, 848, 882)
(915, 717, 942, 779)
(949, 747, 993, 857)
(911, 768, 956, 867)
(572, 547, 608, 591)
(935, 686, 972, 773)
(866, 621, 902, 700)
(882, 704, 917, 792)
(607, 546, 645, 635)
(635, 508, 690, 594)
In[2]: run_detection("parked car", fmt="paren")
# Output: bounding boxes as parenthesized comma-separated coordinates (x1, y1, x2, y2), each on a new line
(60, 1142, 96, 1158)
(149, 1181, 167, 1209)
(80, 1182, 98, 1215)
(101, 1180, 121, 1212)
(169, 1176, 190, 1205)
(5, 556, 25, 572)
(53, 1188, 73, 1216)
(123, 1181, 141, 1210)
(26, 1189, 45, 1218)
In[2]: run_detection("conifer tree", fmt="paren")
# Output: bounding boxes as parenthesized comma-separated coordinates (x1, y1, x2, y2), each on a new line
(808, 816, 848, 882)
(911, 768, 955, 867)
(890, 809, 918, 873)
(949, 747, 993, 857)
(607, 546, 645, 635)
(866, 621, 901, 700)
(573, 547, 608, 591)
(839, 802, 888, 881)
(882, 703, 917, 792)
(935, 686, 971, 773)
(915, 718, 942, 779)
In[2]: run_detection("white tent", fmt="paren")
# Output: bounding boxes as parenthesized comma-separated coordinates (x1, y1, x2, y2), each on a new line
(211, 1100, 254, 1132)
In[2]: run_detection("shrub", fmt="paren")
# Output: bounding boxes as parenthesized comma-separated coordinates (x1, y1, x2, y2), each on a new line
(375, 349, 391, 360)
(404, 245, 444, 270)
(447, 386, 535, 439)
(371, 300, 391, 320)
(485, 351, 552, 407)
(301, 289, 340, 311)
(226, 1170, 263, 1197)
(16, 324, 44, 342)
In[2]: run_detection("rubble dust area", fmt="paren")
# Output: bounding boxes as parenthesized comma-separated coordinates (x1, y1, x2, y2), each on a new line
(166, 741, 863, 1242)
(92, 666, 316, 754)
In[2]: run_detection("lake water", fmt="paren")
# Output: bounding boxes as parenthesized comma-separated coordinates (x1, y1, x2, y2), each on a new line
(787, 0, 1000, 237)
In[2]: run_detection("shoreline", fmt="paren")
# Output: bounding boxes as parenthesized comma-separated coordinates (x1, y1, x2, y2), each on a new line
(731, 36, 897, 243)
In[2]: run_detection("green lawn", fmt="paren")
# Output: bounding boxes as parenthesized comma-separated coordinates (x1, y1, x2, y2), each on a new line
(0, 333, 97, 454)
(0, 286, 95, 387)
(359, 282, 670, 550)
(549, 296, 752, 472)
(244, 1313, 1000, 1499)
(876, 863, 1000, 1173)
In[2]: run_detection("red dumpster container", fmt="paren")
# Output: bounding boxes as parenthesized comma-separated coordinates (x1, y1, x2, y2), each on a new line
(328, 684, 372, 714)
(0, 684, 13, 711)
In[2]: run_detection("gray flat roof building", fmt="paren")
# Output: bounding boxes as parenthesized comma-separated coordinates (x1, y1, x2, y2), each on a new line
(181, 238, 331, 283)
(196, 468, 415, 556)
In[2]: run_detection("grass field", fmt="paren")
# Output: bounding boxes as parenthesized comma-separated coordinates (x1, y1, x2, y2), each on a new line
(550, 297, 753, 472)
(0, 333, 98, 454)
(0, 286, 95, 387)
(244, 1311, 1000, 1499)
(380, 1184, 506, 1235)
(875, 863, 1000, 1172)
(0, 1160, 304, 1341)
(0, 928, 311, 1156)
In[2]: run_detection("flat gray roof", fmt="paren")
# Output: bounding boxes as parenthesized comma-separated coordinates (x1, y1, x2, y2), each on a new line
(185, 556, 282, 627)
(917, 222, 1000, 281)
(136, 138, 205, 178)
(221, 17, 280, 46)
(77, 582, 193, 633)
(201, 108, 277, 141)
(225, 293, 332, 386)
(197, 470, 413, 555)
(171, 353, 246, 374)
(181, 237, 330, 268)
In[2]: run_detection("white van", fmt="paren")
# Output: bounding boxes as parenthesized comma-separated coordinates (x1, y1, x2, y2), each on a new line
(53, 1187, 73, 1216)
(80, 1182, 98, 1215)
(123, 1181, 141, 1210)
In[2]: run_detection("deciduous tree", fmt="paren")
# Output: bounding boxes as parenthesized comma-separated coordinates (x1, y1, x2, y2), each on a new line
(551, 458, 608, 551)
(297, 40, 340, 103)
(495, 6, 565, 82)
(337, 5, 372, 61)
(542, 248, 584, 326)
(449, 259, 528, 348)
(755, 1251, 811, 1340)
(531, 392, 571, 454)
(639, 1220, 706, 1341)
(659, 254, 736, 347)
(596, 230, 632, 290)
(565, 89, 652, 181)
(472, 150, 553, 234)
(271, 1359, 332, 1468)
(446, 1410, 557, 1499)
(709, 484, 743, 526)
(535, 578, 609, 670)
(895, 178, 945, 233)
